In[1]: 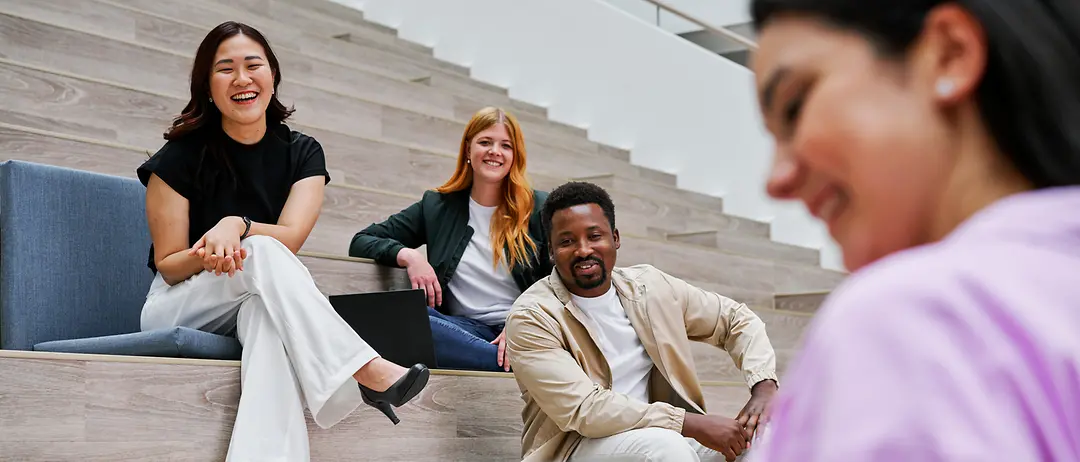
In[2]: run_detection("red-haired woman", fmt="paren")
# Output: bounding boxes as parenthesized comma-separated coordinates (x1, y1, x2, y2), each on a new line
(351, 107, 550, 372)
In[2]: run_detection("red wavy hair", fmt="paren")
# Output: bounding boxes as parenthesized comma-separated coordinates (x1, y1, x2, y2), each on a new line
(435, 107, 537, 270)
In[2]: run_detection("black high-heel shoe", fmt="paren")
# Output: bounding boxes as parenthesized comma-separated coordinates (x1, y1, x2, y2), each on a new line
(359, 364, 430, 425)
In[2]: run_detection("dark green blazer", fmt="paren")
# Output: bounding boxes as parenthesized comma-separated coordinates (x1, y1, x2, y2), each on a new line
(349, 189, 551, 314)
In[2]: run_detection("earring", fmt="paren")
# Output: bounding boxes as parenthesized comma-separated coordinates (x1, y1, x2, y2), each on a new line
(935, 79, 955, 97)
(208, 96, 213, 102)
(467, 159, 471, 164)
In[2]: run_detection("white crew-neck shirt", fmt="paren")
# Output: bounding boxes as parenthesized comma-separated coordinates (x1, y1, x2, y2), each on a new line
(569, 286, 654, 404)
(445, 198, 522, 325)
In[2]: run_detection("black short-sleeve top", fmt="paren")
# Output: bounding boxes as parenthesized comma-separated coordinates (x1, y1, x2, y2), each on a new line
(136, 123, 330, 273)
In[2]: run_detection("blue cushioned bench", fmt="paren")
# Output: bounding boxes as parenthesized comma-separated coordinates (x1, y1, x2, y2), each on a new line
(0, 160, 241, 360)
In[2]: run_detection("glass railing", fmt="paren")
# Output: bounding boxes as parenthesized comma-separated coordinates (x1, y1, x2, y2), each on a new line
(611, 0, 758, 67)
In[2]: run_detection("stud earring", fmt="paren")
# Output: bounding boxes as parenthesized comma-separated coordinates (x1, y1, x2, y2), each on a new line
(208, 96, 213, 102)
(935, 79, 955, 97)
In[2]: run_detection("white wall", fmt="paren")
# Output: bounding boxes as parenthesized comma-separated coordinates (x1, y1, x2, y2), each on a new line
(332, 0, 844, 271)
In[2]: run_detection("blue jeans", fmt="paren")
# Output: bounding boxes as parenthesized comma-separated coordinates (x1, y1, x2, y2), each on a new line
(427, 307, 504, 372)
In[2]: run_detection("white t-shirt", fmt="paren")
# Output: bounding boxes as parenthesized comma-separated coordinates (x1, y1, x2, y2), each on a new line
(445, 198, 522, 325)
(570, 286, 655, 404)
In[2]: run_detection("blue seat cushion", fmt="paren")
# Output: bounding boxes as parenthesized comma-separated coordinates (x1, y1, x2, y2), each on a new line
(32, 327, 242, 360)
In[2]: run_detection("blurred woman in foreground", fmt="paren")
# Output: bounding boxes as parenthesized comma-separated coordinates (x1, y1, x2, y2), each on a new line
(748, 0, 1080, 460)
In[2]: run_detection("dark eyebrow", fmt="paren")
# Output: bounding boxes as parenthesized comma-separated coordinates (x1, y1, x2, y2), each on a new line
(214, 56, 263, 66)
(760, 67, 790, 112)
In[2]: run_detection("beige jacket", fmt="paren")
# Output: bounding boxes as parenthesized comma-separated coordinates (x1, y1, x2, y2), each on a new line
(505, 264, 778, 462)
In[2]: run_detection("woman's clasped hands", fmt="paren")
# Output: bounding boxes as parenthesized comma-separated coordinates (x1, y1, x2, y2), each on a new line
(190, 216, 249, 277)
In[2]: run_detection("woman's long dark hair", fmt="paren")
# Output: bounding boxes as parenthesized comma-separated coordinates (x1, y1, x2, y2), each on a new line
(752, 0, 1080, 189)
(165, 21, 294, 191)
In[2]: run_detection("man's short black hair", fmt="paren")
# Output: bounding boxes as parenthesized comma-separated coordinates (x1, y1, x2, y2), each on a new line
(542, 181, 617, 238)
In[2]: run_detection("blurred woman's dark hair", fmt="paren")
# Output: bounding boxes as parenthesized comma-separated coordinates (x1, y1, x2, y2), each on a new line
(752, 0, 1080, 189)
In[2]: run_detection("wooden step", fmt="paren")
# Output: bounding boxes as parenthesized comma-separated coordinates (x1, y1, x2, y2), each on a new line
(575, 173, 724, 212)
(201, 0, 603, 153)
(0, 351, 753, 461)
(664, 230, 820, 266)
(0, 122, 813, 381)
(306, 185, 806, 293)
(302, 251, 804, 385)
(227, 0, 473, 78)
(304, 251, 807, 385)
(97, 0, 578, 141)
(0, 118, 834, 303)
(1, 115, 830, 299)
(0, 3, 524, 147)
(0, 7, 666, 185)
(0, 61, 773, 241)
(0, 124, 822, 295)
(774, 291, 830, 314)
(107, 0, 638, 173)
(304, 252, 805, 385)
(274, 0, 438, 59)
(0, 117, 776, 273)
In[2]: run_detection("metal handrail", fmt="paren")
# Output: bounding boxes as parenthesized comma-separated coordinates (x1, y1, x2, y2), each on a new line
(641, 0, 758, 50)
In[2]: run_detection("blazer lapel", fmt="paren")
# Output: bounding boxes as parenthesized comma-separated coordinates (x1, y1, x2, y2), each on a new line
(613, 271, 663, 374)
(614, 269, 703, 413)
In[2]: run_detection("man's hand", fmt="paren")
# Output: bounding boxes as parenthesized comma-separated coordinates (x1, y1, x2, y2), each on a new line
(682, 413, 746, 461)
(736, 379, 778, 446)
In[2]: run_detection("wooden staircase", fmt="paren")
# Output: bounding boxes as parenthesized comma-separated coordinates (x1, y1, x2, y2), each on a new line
(0, 0, 842, 459)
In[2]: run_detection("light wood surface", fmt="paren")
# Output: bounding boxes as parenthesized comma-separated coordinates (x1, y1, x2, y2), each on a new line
(0, 69, 797, 256)
(774, 292, 830, 314)
(666, 230, 820, 266)
(0, 3, 624, 169)
(0, 117, 842, 310)
(0, 51, 715, 232)
(577, 173, 724, 212)
(99, 0, 581, 141)
(0, 353, 753, 461)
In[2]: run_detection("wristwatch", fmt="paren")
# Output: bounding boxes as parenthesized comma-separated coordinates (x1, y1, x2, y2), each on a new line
(240, 216, 252, 240)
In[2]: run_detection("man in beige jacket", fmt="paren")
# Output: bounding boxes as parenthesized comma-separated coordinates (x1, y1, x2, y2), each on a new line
(505, 182, 779, 462)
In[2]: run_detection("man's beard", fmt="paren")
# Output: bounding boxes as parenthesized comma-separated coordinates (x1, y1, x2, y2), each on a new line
(570, 256, 607, 290)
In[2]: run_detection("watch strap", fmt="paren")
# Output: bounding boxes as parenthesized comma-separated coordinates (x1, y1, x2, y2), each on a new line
(240, 216, 252, 240)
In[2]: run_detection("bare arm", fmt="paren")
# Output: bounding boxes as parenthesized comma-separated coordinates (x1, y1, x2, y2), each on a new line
(244, 175, 325, 253)
(146, 174, 204, 285)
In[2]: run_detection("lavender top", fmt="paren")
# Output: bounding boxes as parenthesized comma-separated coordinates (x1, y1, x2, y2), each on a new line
(753, 187, 1080, 461)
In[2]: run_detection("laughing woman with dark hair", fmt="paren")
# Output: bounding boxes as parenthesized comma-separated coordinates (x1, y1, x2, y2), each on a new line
(137, 22, 428, 461)
(748, 0, 1080, 460)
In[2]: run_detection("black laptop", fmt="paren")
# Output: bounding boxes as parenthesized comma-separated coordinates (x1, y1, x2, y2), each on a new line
(329, 289, 437, 369)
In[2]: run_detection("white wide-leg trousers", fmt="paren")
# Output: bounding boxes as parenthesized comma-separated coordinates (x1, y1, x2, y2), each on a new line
(141, 235, 380, 462)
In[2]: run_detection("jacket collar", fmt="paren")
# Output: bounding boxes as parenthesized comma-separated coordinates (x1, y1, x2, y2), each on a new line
(546, 265, 642, 306)
(547, 266, 678, 395)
